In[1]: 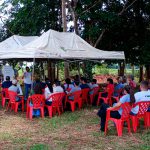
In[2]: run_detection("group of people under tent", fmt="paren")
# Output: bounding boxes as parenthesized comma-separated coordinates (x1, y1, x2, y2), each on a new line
(1, 66, 150, 130)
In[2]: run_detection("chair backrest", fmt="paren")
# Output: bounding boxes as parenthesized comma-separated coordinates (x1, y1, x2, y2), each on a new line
(121, 102, 132, 119)
(137, 101, 150, 116)
(29, 94, 44, 107)
(8, 90, 17, 103)
(82, 88, 90, 99)
(72, 90, 82, 102)
(2, 88, 9, 98)
(93, 87, 99, 96)
(49, 92, 65, 107)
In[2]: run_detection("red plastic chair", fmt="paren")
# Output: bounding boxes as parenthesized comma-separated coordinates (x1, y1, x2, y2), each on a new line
(26, 94, 45, 120)
(7, 91, 24, 113)
(130, 101, 150, 132)
(89, 87, 99, 105)
(105, 102, 132, 136)
(145, 111, 150, 127)
(1, 88, 9, 107)
(97, 89, 114, 106)
(81, 88, 90, 105)
(65, 90, 82, 112)
(45, 92, 65, 118)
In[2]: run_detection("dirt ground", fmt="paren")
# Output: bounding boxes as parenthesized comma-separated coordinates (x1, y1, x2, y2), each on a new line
(0, 106, 149, 150)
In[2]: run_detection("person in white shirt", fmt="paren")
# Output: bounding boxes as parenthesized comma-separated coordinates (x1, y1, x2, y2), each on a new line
(44, 81, 64, 106)
(131, 81, 150, 115)
(44, 82, 53, 106)
(22, 67, 32, 100)
(53, 81, 64, 93)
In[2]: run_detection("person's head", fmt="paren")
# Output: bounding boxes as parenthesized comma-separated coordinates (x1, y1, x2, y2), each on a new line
(54, 81, 61, 87)
(107, 78, 113, 84)
(75, 75, 79, 81)
(123, 85, 131, 95)
(92, 79, 97, 84)
(65, 78, 71, 84)
(117, 77, 123, 84)
(26, 66, 30, 72)
(12, 79, 17, 86)
(6, 76, 10, 81)
(35, 75, 40, 82)
(33, 83, 43, 94)
(127, 75, 134, 82)
(80, 77, 87, 84)
(74, 81, 80, 87)
(46, 82, 53, 93)
(140, 81, 149, 91)
(123, 85, 135, 104)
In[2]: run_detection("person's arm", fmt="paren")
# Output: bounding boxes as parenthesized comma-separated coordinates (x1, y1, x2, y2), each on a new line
(107, 102, 122, 110)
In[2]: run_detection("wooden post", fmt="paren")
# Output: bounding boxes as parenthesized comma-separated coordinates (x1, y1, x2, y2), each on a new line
(139, 66, 144, 82)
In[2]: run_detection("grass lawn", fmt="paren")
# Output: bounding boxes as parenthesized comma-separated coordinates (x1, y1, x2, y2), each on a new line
(0, 105, 150, 150)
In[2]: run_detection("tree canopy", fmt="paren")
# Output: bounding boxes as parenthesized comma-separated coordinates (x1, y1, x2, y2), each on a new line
(0, 0, 150, 66)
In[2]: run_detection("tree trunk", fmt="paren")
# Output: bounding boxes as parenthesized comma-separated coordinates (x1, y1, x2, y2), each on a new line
(118, 62, 125, 76)
(131, 64, 135, 77)
(62, 0, 67, 32)
(48, 61, 55, 82)
(139, 66, 144, 82)
(62, 0, 69, 78)
(145, 65, 150, 80)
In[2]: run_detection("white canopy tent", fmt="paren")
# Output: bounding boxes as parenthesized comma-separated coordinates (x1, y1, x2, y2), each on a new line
(0, 29, 125, 60)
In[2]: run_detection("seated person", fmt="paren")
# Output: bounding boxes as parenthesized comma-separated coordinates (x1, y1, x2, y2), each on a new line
(44, 82, 53, 106)
(97, 85, 132, 131)
(101, 78, 114, 98)
(67, 81, 81, 101)
(30, 82, 43, 116)
(114, 77, 124, 97)
(130, 81, 150, 115)
(127, 75, 136, 89)
(53, 81, 64, 93)
(64, 78, 74, 92)
(8, 79, 21, 102)
(89, 79, 99, 94)
(80, 77, 90, 89)
(2, 76, 12, 88)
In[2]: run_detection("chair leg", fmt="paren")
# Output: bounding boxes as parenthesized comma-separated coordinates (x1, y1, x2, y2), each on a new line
(2, 98, 5, 107)
(71, 103, 75, 112)
(22, 101, 24, 112)
(15, 103, 19, 113)
(116, 121, 123, 136)
(127, 120, 131, 133)
(29, 107, 33, 120)
(41, 108, 44, 118)
(131, 116, 138, 132)
(48, 107, 52, 118)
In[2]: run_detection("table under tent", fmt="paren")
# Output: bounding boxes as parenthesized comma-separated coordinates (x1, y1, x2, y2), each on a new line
(0, 29, 125, 81)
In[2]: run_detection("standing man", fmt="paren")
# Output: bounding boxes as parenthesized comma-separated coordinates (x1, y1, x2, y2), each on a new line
(23, 67, 32, 101)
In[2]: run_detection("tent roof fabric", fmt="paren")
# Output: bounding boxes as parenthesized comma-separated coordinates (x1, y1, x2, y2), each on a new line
(0, 30, 125, 60)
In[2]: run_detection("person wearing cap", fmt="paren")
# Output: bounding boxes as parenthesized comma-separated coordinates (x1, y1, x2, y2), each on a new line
(8, 79, 21, 102)
(22, 66, 32, 100)
(2, 76, 12, 88)
(8, 79, 20, 94)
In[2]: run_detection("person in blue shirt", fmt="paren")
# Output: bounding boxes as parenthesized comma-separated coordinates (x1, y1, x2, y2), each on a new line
(2, 76, 12, 88)
(67, 81, 81, 101)
(97, 85, 133, 131)
(80, 77, 90, 89)
(114, 77, 124, 97)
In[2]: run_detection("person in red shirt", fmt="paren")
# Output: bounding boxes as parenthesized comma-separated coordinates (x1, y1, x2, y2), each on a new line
(101, 78, 114, 98)
(127, 75, 136, 89)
